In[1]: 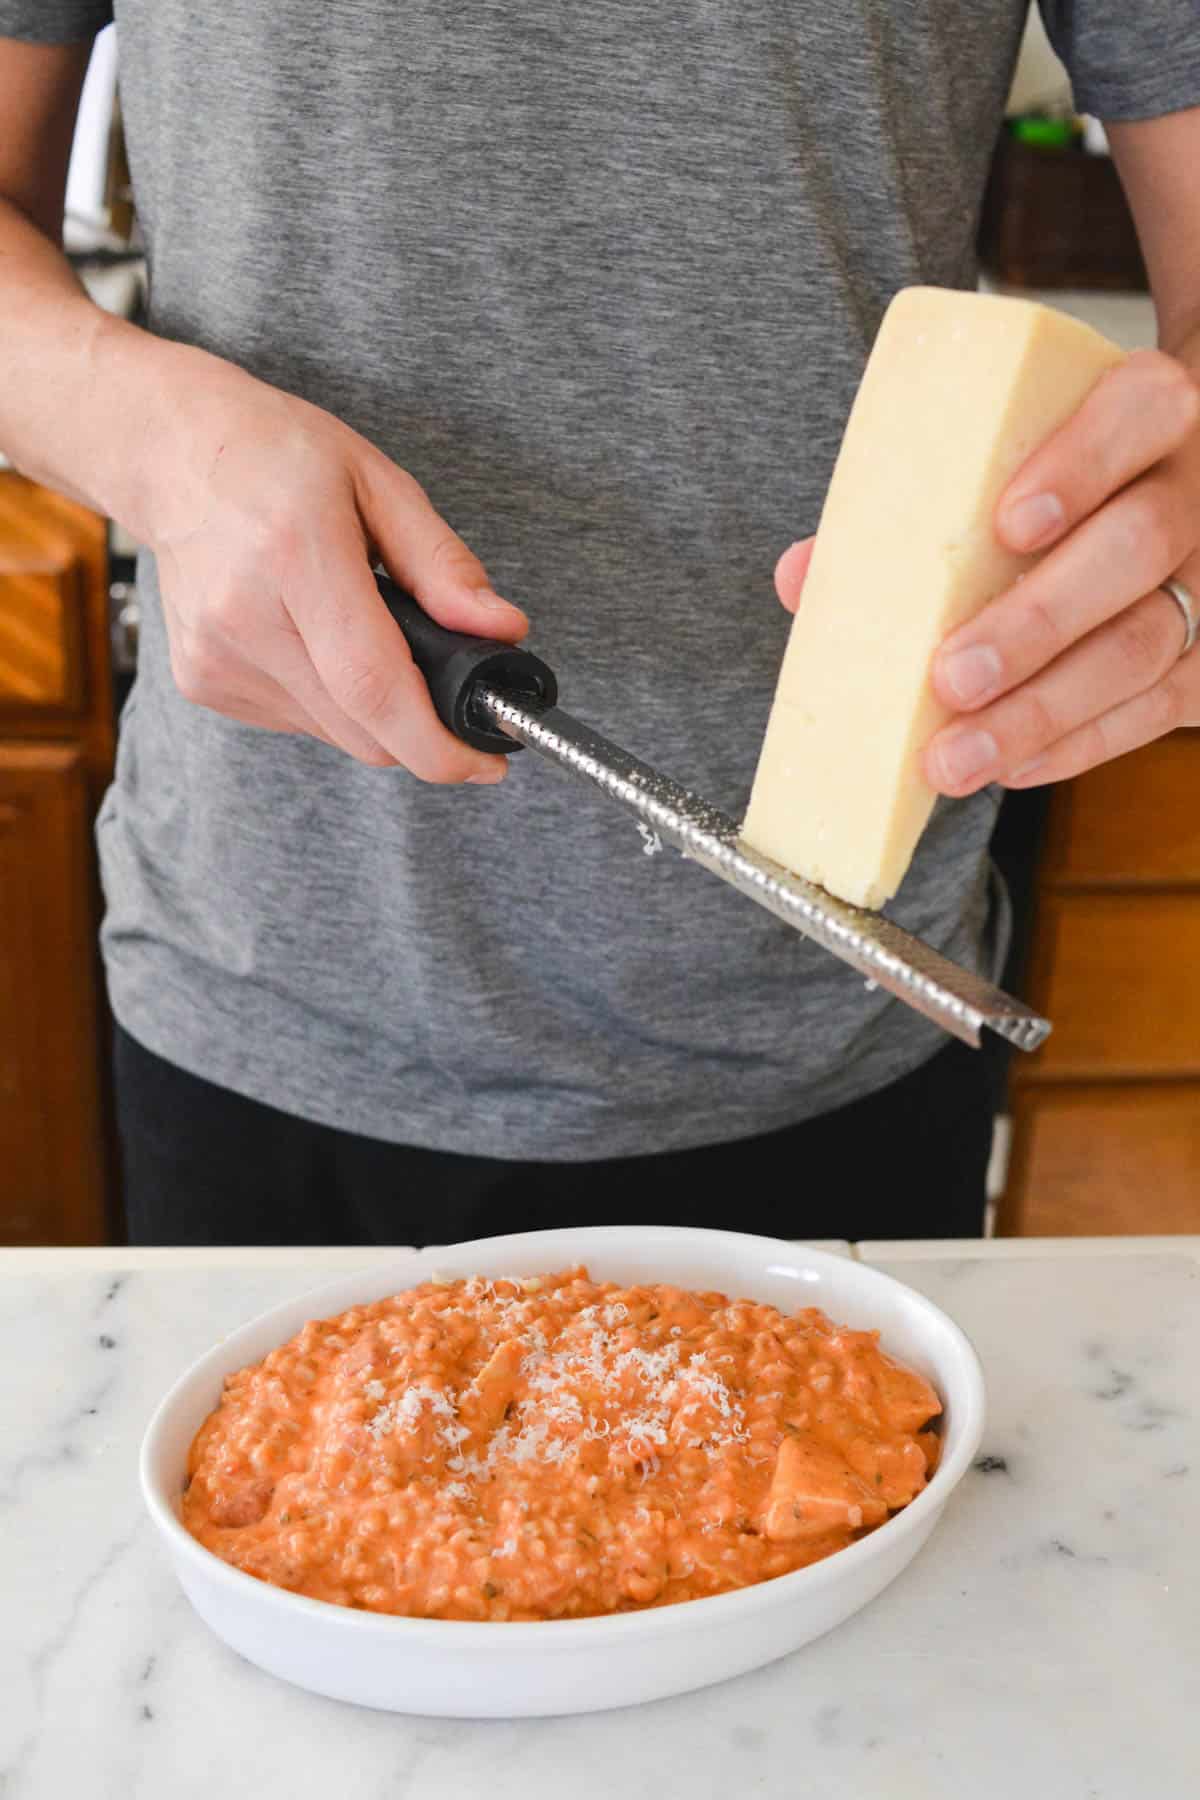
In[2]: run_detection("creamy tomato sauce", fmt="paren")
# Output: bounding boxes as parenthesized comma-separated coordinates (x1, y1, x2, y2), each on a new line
(183, 1267, 941, 1621)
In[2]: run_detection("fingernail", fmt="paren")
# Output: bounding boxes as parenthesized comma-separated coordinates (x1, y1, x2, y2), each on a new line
(467, 764, 507, 785)
(941, 643, 1003, 705)
(473, 588, 526, 619)
(1002, 492, 1064, 551)
(935, 728, 997, 788)
(1009, 755, 1045, 782)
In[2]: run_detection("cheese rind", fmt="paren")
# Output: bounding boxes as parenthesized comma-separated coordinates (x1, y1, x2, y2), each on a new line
(741, 286, 1125, 909)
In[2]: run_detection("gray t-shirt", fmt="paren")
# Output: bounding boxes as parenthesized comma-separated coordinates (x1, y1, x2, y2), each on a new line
(10, 2, 1200, 1157)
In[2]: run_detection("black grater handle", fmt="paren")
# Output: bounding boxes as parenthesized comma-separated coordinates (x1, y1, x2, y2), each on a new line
(374, 572, 558, 755)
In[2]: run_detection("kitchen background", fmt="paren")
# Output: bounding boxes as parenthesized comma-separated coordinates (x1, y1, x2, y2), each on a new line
(3, 9, 1195, 1248)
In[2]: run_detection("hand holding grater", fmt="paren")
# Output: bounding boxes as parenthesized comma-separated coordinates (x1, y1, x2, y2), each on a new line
(375, 575, 1050, 1054)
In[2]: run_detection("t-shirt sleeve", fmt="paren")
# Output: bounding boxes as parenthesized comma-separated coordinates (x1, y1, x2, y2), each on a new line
(0, 2, 113, 42)
(1037, 2, 1200, 121)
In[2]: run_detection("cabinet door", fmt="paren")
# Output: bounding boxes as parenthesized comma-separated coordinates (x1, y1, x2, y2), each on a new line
(1022, 893, 1200, 1080)
(0, 745, 109, 1243)
(1039, 731, 1200, 888)
(1001, 1084, 1200, 1236)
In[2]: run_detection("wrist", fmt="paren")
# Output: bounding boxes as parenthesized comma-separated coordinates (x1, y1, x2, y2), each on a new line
(1160, 319, 1200, 379)
(82, 313, 205, 544)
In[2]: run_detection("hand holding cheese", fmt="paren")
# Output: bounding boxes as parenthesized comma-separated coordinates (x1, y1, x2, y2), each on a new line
(747, 286, 1200, 909)
(742, 287, 1127, 908)
(925, 339, 1200, 795)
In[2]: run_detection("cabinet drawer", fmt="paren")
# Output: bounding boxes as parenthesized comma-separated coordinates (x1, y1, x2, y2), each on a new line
(0, 562, 86, 714)
(1023, 893, 1200, 1079)
(1001, 1083, 1200, 1235)
(0, 472, 97, 721)
(1041, 731, 1200, 887)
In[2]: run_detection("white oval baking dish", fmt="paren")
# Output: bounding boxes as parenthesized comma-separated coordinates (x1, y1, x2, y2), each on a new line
(140, 1225, 985, 1717)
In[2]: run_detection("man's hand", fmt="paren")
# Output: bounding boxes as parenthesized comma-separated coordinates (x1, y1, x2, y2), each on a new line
(923, 349, 1200, 794)
(774, 347, 1200, 794)
(138, 345, 527, 783)
(0, 36, 521, 785)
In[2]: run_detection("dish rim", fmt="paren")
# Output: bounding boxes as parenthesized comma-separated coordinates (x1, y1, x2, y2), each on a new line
(140, 1225, 985, 1647)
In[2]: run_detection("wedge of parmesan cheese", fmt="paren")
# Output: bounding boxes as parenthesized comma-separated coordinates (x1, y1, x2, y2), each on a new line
(741, 286, 1124, 909)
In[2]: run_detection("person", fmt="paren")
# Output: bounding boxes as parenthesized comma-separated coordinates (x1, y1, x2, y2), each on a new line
(1, 4, 1197, 1247)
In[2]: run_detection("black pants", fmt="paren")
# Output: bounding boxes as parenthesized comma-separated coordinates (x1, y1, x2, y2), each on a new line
(114, 1024, 994, 1246)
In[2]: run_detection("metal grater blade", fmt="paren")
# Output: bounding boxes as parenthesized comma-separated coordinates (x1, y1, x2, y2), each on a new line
(476, 684, 1051, 1052)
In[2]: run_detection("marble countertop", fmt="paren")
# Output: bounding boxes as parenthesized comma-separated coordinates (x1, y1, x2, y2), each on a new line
(3, 1238, 1196, 1799)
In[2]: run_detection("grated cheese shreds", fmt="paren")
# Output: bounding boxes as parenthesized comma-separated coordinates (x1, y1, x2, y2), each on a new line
(360, 1276, 748, 1474)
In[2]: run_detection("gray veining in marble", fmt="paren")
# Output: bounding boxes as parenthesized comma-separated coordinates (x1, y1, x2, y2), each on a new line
(1, 1251, 1196, 1799)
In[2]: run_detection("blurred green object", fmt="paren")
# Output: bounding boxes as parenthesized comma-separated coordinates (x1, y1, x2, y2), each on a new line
(1007, 114, 1082, 149)
(979, 117, 1147, 291)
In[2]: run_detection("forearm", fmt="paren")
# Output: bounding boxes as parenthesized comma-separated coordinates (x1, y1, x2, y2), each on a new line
(1108, 112, 1200, 364)
(0, 195, 200, 540)
(1163, 321, 1200, 386)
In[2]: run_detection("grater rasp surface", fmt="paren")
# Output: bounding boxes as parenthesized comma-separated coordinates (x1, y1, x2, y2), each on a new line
(476, 684, 1050, 1052)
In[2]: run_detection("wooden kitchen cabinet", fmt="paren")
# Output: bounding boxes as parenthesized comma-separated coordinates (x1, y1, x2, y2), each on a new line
(1028, 894, 1200, 1080)
(999, 731, 1200, 1235)
(0, 472, 115, 1244)
(1038, 732, 1200, 887)
(1006, 1083, 1200, 1236)
(0, 747, 109, 1240)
